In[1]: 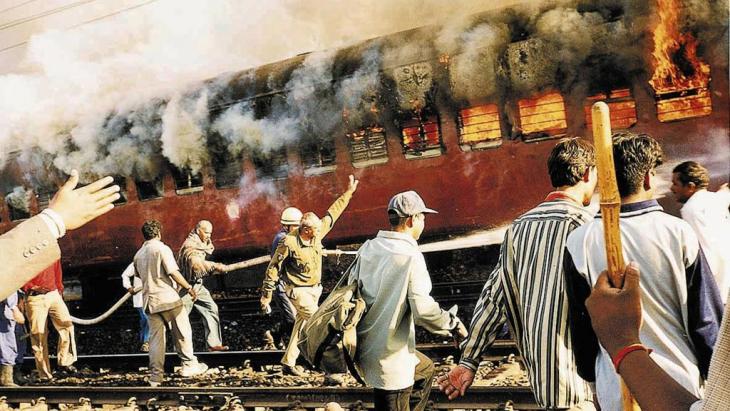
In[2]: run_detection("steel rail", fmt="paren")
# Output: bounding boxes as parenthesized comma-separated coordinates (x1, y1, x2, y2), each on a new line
(31, 341, 518, 372)
(2, 385, 538, 409)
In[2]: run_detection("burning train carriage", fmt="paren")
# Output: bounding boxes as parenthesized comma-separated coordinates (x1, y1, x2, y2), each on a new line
(0, 1, 727, 305)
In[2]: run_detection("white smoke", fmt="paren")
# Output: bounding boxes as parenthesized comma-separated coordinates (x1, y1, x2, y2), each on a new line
(5, 186, 30, 213)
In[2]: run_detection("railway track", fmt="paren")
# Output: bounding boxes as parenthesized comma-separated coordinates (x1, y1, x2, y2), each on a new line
(1, 385, 538, 410)
(31, 341, 517, 372)
(78, 280, 486, 321)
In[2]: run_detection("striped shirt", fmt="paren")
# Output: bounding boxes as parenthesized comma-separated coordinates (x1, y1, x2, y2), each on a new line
(460, 195, 594, 408)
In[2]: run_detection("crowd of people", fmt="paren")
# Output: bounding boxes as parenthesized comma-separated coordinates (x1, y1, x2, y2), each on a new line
(0, 132, 728, 411)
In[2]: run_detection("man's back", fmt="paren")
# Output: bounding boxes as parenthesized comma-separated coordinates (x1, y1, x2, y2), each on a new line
(681, 189, 730, 302)
(467, 198, 594, 407)
(566, 200, 723, 410)
(134, 239, 181, 314)
(353, 230, 456, 391)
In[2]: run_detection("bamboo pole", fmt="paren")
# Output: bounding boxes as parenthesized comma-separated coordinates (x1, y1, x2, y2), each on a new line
(591, 101, 639, 411)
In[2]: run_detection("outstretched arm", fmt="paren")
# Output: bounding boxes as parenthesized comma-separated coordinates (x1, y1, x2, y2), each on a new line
(320, 175, 359, 236)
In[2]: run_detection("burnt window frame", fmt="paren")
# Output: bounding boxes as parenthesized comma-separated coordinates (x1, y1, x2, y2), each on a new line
(517, 91, 569, 143)
(399, 114, 444, 160)
(346, 126, 389, 168)
(170, 166, 204, 195)
(213, 152, 244, 189)
(250, 147, 289, 181)
(300, 135, 337, 176)
(35, 187, 56, 211)
(457, 104, 504, 151)
(134, 177, 164, 201)
(112, 176, 128, 205)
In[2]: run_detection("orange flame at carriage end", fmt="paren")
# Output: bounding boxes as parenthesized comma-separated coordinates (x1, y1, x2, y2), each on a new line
(648, 0, 710, 93)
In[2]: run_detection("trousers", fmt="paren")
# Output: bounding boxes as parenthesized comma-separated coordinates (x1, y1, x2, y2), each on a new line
(373, 351, 435, 411)
(26, 290, 76, 379)
(281, 284, 322, 367)
(147, 304, 197, 383)
(181, 283, 222, 348)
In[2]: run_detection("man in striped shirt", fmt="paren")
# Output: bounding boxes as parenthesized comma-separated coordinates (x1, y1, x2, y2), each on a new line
(438, 138, 599, 410)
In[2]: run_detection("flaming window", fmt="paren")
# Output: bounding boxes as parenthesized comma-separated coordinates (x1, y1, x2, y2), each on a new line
(584, 89, 637, 130)
(135, 178, 163, 201)
(171, 167, 204, 195)
(648, 0, 712, 122)
(517, 91, 568, 140)
(347, 126, 388, 168)
(401, 115, 442, 159)
(300, 137, 336, 176)
(457, 104, 503, 150)
(252, 148, 288, 180)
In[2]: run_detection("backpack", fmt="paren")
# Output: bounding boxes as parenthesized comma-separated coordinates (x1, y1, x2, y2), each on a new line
(297, 250, 367, 383)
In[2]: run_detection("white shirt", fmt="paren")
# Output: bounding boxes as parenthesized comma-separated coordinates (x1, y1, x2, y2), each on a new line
(133, 239, 182, 314)
(121, 263, 143, 308)
(681, 189, 730, 304)
(566, 200, 722, 411)
(349, 230, 459, 390)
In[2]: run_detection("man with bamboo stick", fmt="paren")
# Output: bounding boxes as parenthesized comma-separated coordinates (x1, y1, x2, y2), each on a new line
(563, 132, 723, 411)
(438, 138, 599, 410)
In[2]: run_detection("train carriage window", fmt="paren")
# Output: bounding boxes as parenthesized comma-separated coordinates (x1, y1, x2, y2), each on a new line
(135, 177, 163, 201)
(112, 176, 128, 205)
(347, 126, 388, 168)
(517, 91, 568, 141)
(214, 154, 243, 189)
(251, 148, 288, 181)
(35, 188, 55, 211)
(457, 104, 503, 151)
(300, 136, 336, 176)
(170, 167, 204, 195)
(5, 187, 31, 221)
(400, 115, 443, 159)
(584, 89, 637, 130)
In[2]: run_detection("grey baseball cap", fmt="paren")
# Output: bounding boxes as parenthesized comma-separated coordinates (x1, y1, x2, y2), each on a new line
(387, 191, 438, 217)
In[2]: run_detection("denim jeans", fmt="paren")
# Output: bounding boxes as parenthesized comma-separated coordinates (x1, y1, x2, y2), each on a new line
(373, 351, 435, 411)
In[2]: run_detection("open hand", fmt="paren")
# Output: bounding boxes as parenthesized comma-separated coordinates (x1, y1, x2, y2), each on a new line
(437, 365, 475, 400)
(49, 170, 120, 230)
(347, 174, 359, 193)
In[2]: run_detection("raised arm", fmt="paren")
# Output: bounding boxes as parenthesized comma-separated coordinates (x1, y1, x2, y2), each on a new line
(320, 175, 358, 237)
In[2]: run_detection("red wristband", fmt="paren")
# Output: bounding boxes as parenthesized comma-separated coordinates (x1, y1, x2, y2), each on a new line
(612, 343, 653, 372)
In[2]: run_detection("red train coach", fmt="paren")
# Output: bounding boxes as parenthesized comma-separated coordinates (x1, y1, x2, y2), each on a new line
(0, 1, 727, 302)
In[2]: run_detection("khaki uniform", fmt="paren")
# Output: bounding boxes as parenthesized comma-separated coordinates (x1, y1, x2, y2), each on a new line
(262, 191, 353, 366)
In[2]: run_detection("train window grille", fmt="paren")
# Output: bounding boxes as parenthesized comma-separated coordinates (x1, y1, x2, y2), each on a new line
(400, 115, 443, 159)
(584, 89, 638, 130)
(112, 176, 128, 205)
(251, 148, 288, 181)
(214, 155, 243, 189)
(457, 104, 503, 151)
(170, 167, 204, 195)
(517, 91, 568, 142)
(135, 178, 164, 201)
(5, 188, 30, 221)
(347, 126, 388, 168)
(300, 137, 337, 176)
(35, 188, 55, 211)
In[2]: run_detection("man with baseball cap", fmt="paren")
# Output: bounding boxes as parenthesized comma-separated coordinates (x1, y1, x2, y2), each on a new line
(348, 190, 468, 411)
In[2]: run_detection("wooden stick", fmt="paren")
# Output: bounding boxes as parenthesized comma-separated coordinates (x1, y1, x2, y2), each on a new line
(591, 101, 639, 411)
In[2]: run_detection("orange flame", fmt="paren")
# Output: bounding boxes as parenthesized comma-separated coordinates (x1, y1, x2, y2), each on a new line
(649, 0, 710, 93)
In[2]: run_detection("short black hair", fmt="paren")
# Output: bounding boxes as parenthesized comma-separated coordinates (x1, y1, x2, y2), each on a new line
(672, 161, 709, 189)
(388, 210, 408, 228)
(612, 131, 664, 197)
(141, 220, 162, 240)
(547, 137, 596, 188)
